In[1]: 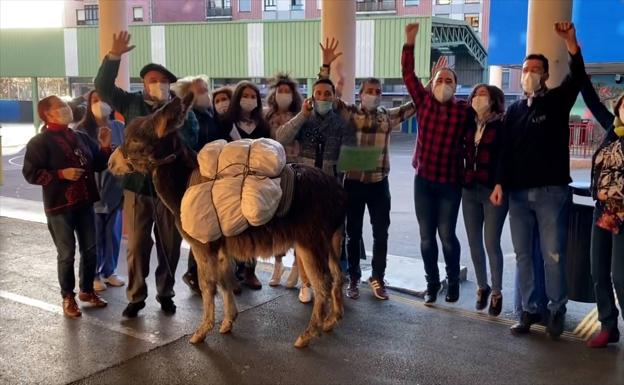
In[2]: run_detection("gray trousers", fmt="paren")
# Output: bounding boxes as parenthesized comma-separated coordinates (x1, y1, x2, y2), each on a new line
(124, 190, 182, 304)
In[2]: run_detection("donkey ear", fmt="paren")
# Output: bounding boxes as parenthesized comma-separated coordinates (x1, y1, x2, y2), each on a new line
(155, 97, 184, 138)
(182, 91, 194, 111)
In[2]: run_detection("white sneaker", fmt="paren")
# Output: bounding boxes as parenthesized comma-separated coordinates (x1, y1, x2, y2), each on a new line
(284, 265, 299, 289)
(269, 261, 284, 287)
(298, 285, 313, 303)
(93, 277, 107, 291)
(103, 274, 125, 287)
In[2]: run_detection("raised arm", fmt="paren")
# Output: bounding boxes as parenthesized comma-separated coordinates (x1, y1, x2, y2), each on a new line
(94, 31, 136, 113)
(401, 23, 427, 106)
(275, 99, 313, 145)
(550, 22, 586, 109)
(580, 75, 615, 130)
(387, 101, 416, 128)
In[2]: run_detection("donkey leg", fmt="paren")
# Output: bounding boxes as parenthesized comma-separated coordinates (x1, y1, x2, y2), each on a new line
(293, 244, 330, 348)
(324, 229, 345, 332)
(190, 248, 217, 344)
(217, 250, 238, 334)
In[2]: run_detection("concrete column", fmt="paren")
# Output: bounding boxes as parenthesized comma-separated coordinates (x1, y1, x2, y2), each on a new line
(306, 78, 314, 98)
(31, 77, 39, 133)
(99, 0, 130, 90)
(320, 0, 356, 103)
(489, 65, 503, 88)
(526, 0, 573, 88)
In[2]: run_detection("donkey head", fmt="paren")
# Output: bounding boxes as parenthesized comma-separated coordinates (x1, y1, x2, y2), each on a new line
(120, 92, 194, 174)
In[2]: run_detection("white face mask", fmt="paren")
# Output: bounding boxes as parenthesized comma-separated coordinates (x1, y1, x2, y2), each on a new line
(240, 97, 257, 113)
(361, 94, 381, 111)
(314, 100, 333, 115)
(433, 84, 455, 103)
(521, 72, 542, 94)
(195, 93, 212, 109)
(275, 92, 293, 110)
(148, 82, 170, 102)
(471, 95, 490, 117)
(91, 101, 112, 120)
(49, 106, 73, 125)
(215, 100, 230, 115)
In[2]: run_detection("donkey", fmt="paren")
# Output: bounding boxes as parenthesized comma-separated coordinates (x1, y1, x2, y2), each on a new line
(113, 93, 347, 348)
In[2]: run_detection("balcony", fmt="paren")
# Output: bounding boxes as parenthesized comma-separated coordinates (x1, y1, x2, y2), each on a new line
(206, 7, 232, 19)
(356, 0, 396, 14)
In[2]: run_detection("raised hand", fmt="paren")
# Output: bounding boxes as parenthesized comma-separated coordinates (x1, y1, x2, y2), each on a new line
(302, 97, 314, 117)
(61, 168, 85, 181)
(98, 126, 112, 148)
(405, 23, 419, 45)
(320, 38, 342, 66)
(110, 30, 135, 57)
(554, 21, 579, 54)
(431, 56, 449, 79)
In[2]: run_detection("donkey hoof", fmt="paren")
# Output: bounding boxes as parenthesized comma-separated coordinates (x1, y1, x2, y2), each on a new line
(294, 336, 310, 348)
(219, 320, 234, 334)
(189, 332, 206, 344)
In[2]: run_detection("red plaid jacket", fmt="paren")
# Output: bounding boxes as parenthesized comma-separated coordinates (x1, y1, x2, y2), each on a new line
(401, 44, 469, 184)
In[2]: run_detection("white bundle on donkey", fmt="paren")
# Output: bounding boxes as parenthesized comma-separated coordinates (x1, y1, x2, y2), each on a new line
(181, 138, 286, 243)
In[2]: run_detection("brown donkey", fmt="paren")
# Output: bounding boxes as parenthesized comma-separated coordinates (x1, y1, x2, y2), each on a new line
(113, 94, 346, 348)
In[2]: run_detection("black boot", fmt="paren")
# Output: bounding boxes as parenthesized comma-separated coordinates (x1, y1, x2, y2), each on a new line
(510, 311, 541, 335)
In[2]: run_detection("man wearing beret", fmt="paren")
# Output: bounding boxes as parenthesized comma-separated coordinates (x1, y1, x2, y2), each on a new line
(95, 30, 198, 318)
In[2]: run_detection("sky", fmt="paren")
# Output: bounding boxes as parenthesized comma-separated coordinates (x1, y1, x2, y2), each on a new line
(0, 0, 64, 29)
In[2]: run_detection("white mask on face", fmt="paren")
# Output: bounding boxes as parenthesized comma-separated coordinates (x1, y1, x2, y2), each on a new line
(215, 100, 230, 115)
(433, 84, 455, 103)
(275, 92, 293, 110)
(148, 82, 170, 102)
(49, 106, 73, 125)
(471, 95, 491, 117)
(361, 94, 381, 111)
(91, 101, 112, 120)
(195, 93, 212, 109)
(521, 72, 542, 94)
(240, 98, 257, 113)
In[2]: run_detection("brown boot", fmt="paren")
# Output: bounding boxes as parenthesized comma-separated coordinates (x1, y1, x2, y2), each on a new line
(78, 291, 108, 308)
(62, 296, 82, 318)
(243, 267, 262, 290)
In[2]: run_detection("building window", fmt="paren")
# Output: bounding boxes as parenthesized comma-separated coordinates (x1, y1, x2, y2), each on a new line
(356, 0, 397, 13)
(405, 0, 420, 5)
(132, 7, 144, 22)
(264, 0, 276, 11)
(464, 13, 480, 32)
(239, 0, 251, 12)
(291, 0, 304, 10)
(502, 69, 510, 90)
(465, 0, 480, 3)
(435, 13, 449, 18)
(207, 0, 232, 17)
(77, 4, 98, 25)
(436, 0, 451, 4)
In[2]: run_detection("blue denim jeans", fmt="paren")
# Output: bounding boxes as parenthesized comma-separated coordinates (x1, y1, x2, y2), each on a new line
(94, 208, 122, 278)
(462, 183, 509, 294)
(591, 205, 624, 331)
(46, 204, 97, 297)
(345, 177, 391, 281)
(509, 185, 571, 314)
(414, 176, 462, 288)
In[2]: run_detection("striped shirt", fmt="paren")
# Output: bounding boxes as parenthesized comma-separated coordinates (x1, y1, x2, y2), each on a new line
(401, 44, 469, 184)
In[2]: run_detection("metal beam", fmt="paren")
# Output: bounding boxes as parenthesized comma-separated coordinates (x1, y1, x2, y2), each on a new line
(431, 17, 487, 68)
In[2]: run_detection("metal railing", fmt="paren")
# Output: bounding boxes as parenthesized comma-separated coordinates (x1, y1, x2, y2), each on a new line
(569, 120, 599, 158)
(206, 7, 232, 18)
(356, 0, 396, 13)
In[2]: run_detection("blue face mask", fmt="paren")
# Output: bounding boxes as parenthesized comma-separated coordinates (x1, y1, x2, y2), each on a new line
(314, 100, 333, 115)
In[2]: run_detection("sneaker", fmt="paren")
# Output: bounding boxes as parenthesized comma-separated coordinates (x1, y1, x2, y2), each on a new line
(546, 311, 565, 340)
(587, 328, 620, 348)
(78, 291, 108, 307)
(510, 311, 541, 335)
(488, 293, 503, 317)
(445, 282, 460, 303)
(103, 274, 125, 287)
(243, 268, 262, 290)
(62, 296, 82, 318)
(93, 277, 107, 292)
(182, 272, 201, 295)
(346, 279, 359, 299)
(157, 297, 177, 314)
(424, 284, 441, 305)
(475, 285, 491, 310)
(368, 277, 389, 300)
(269, 261, 284, 287)
(284, 264, 299, 289)
(122, 301, 146, 318)
(298, 284, 313, 303)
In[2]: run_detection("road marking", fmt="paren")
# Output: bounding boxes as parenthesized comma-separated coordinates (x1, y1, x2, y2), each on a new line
(573, 307, 600, 341)
(0, 290, 159, 344)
